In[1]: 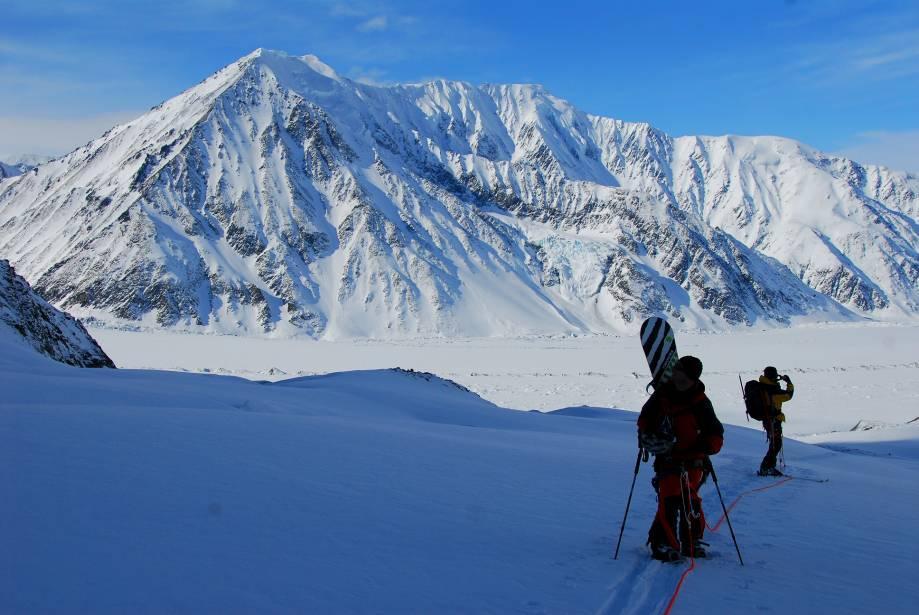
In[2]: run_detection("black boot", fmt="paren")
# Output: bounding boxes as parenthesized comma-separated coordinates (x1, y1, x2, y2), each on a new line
(650, 542, 683, 562)
(681, 539, 709, 558)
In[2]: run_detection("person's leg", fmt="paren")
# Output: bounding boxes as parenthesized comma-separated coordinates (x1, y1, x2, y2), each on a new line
(648, 473, 682, 559)
(688, 468, 705, 541)
(760, 421, 778, 472)
(679, 468, 706, 555)
(774, 421, 784, 464)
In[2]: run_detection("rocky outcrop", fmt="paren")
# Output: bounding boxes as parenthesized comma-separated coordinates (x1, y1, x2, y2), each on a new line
(0, 260, 115, 367)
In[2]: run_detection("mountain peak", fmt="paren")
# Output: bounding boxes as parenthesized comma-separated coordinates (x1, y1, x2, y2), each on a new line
(297, 54, 341, 81)
(239, 48, 343, 84)
(0, 51, 915, 338)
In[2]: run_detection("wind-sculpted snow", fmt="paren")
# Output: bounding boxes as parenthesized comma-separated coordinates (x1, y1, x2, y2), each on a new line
(0, 260, 114, 367)
(0, 49, 915, 337)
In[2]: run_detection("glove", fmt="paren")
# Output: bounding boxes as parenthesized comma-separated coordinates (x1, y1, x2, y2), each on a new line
(781, 375, 791, 384)
(777, 412, 786, 423)
(639, 431, 675, 455)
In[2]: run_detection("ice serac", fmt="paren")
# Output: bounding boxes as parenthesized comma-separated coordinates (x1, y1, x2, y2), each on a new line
(0, 163, 16, 181)
(0, 260, 115, 368)
(0, 155, 52, 181)
(0, 49, 916, 338)
(0, 162, 28, 182)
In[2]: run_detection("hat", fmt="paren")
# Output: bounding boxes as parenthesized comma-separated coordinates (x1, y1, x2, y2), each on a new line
(677, 355, 703, 380)
(764, 366, 778, 379)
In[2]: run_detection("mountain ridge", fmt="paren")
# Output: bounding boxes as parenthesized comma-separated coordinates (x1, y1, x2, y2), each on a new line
(0, 49, 915, 338)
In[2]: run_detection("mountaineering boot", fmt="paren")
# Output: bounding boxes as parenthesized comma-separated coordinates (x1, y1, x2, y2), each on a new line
(681, 539, 709, 558)
(757, 467, 783, 477)
(650, 543, 683, 562)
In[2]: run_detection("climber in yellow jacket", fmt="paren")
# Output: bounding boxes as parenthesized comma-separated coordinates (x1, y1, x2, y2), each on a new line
(757, 366, 794, 476)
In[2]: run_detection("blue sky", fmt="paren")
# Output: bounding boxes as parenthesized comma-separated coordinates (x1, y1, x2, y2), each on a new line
(1, 0, 917, 172)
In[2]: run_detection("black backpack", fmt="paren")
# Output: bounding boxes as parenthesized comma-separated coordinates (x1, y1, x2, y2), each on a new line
(743, 380, 771, 420)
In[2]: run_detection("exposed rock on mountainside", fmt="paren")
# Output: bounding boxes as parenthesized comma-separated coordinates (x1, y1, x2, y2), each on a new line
(0, 50, 915, 337)
(0, 260, 115, 367)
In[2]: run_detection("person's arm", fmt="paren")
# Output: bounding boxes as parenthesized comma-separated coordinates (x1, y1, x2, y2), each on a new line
(637, 393, 658, 433)
(695, 398, 724, 455)
(773, 377, 794, 403)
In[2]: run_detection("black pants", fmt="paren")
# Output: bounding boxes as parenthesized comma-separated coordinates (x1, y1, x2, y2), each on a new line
(760, 418, 783, 471)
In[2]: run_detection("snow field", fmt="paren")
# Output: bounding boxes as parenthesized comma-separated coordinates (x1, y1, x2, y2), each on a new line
(3, 323, 919, 612)
(93, 322, 919, 437)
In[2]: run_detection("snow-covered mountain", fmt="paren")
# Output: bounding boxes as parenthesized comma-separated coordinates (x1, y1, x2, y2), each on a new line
(1, 49, 916, 338)
(0, 259, 114, 367)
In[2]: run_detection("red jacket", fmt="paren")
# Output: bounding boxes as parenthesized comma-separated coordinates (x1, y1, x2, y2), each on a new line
(638, 381, 724, 464)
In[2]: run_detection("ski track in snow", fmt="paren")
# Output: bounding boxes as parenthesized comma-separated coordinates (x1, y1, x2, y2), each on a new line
(595, 463, 800, 615)
(5, 323, 919, 612)
(596, 555, 674, 615)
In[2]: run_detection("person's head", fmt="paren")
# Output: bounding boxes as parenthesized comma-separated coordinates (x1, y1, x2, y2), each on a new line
(672, 355, 702, 391)
(764, 366, 778, 381)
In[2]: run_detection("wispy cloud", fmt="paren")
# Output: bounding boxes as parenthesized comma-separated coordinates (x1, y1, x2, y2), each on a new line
(328, 2, 367, 18)
(0, 111, 143, 159)
(345, 66, 391, 86)
(356, 16, 388, 33)
(0, 36, 105, 67)
(792, 26, 919, 83)
(837, 130, 919, 175)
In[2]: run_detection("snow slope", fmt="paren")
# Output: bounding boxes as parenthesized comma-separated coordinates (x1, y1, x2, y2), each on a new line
(2, 330, 917, 613)
(1, 50, 915, 338)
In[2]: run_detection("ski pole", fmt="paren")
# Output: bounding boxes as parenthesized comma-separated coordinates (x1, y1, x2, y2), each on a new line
(614, 447, 643, 559)
(738, 375, 748, 422)
(706, 458, 744, 566)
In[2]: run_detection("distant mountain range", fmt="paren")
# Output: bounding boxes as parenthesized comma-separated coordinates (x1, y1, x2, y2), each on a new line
(0, 49, 916, 338)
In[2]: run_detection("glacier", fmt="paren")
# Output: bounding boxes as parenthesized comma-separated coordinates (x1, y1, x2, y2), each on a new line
(0, 49, 916, 338)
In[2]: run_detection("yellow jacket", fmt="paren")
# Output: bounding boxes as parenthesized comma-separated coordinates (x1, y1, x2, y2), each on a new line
(759, 375, 793, 420)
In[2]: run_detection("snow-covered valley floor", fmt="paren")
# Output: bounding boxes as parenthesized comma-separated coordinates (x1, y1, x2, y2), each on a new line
(94, 322, 919, 438)
(4, 323, 918, 613)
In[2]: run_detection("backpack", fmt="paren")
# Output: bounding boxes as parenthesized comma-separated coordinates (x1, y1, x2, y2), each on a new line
(743, 380, 771, 421)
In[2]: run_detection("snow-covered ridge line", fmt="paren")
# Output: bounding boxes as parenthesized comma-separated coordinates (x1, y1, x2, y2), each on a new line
(0, 49, 916, 338)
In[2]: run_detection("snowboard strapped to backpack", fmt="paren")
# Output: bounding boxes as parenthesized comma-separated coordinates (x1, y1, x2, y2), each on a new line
(743, 379, 771, 421)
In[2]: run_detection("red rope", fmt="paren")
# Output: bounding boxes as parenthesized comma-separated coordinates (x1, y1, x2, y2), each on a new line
(661, 555, 695, 615)
(660, 476, 793, 615)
